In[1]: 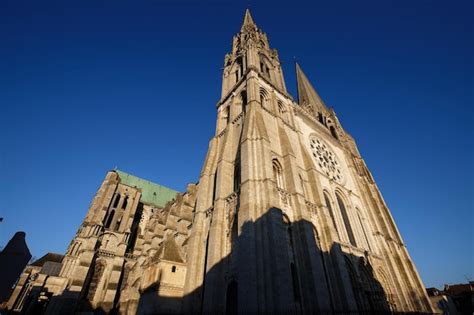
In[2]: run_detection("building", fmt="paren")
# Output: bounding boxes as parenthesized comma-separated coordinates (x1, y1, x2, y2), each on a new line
(4, 9, 433, 314)
(0, 232, 32, 303)
(427, 282, 474, 314)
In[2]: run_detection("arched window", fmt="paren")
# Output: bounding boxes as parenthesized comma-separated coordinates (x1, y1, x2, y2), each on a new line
(105, 209, 115, 229)
(272, 159, 283, 189)
(113, 194, 120, 208)
(122, 195, 128, 209)
(277, 100, 288, 123)
(171, 266, 176, 273)
(259, 54, 271, 78)
(240, 90, 247, 113)
(259, 88, 269, 109)
(260, 62, 270, 78)
(336, 193, 356, 247)
(330, 126, 339, 140)
(323, 192, 340, 240)
(235, 56, 243, 82)
(277, 101, 285, 114)
(234, 162, 241, 192)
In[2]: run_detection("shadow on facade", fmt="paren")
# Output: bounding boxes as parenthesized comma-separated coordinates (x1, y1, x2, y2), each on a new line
(133, 208, 398, 314)
(9, 208, 427, 314)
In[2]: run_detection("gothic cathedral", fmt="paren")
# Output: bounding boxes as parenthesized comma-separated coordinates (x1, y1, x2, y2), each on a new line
(5, 9, 433, 314)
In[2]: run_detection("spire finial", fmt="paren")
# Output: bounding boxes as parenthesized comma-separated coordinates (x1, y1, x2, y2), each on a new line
(241, 8, 257, 30)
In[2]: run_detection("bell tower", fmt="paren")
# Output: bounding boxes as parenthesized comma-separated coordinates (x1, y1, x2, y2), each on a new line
(221, 9, 286, 99)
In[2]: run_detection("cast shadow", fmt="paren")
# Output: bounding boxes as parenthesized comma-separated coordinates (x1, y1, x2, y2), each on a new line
(12, 207, 429, 314)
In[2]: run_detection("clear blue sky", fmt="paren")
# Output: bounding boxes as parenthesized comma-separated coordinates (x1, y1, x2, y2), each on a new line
(0, 1, 472, 289)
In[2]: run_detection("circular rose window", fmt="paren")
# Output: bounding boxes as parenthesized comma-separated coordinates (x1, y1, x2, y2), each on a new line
(309, 137, 344, 183)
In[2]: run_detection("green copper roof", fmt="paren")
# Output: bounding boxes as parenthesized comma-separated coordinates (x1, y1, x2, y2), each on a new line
(114, 170, 179, 208)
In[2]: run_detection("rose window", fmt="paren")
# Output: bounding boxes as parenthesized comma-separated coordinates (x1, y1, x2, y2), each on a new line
(309, 137, 344, 183)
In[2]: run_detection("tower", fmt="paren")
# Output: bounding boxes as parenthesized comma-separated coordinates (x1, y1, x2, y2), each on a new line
(182, 9, 433, 314)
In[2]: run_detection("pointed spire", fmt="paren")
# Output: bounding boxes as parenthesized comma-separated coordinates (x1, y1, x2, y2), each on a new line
(241, 8, 257, 31)
(295, 62, 327, 111)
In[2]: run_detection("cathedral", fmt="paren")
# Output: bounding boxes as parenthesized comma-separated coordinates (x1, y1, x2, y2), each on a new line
(4, 9, 434, 314)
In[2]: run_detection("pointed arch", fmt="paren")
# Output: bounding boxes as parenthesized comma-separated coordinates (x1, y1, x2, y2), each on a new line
(104, 209, 115, 229)
(323, 191, 340, 241)
(259, 88, 270, 109)
(112, 193, 121, 208)
(277, 100, 286, 114)
(122, 195, 128, 209)
(272, 158, 283, 189)
(335, 192, 356, 247)
(259, 53, 273, 79)
(233, 56, 244, 82)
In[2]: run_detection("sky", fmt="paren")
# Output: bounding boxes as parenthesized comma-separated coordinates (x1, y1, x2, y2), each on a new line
(0, 0, 472, 289)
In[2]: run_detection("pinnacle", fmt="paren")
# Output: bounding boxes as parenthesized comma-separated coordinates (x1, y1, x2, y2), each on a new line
(241, 8, 257, 30)
(295, 62, 327, 110)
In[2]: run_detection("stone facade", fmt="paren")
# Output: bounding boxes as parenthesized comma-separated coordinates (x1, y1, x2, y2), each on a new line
(4, 9, 433, 314)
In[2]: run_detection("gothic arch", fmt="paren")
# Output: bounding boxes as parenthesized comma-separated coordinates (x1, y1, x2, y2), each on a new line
(112, 193, 121, 208)
(277, 126, 294, 156)
(322, 191, 340, 241)
(231, 56, 244, 83)
(277, 100, 289, 123)
(259, 87, 270, 110)
(259, 53, 274, 79)
(335, 191, 357, 247)
(272, 158, 283, 189)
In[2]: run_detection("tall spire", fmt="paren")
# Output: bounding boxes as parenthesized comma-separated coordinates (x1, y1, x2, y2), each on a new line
(295, 63, 327, 112)
(241, 8, 257, 31)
